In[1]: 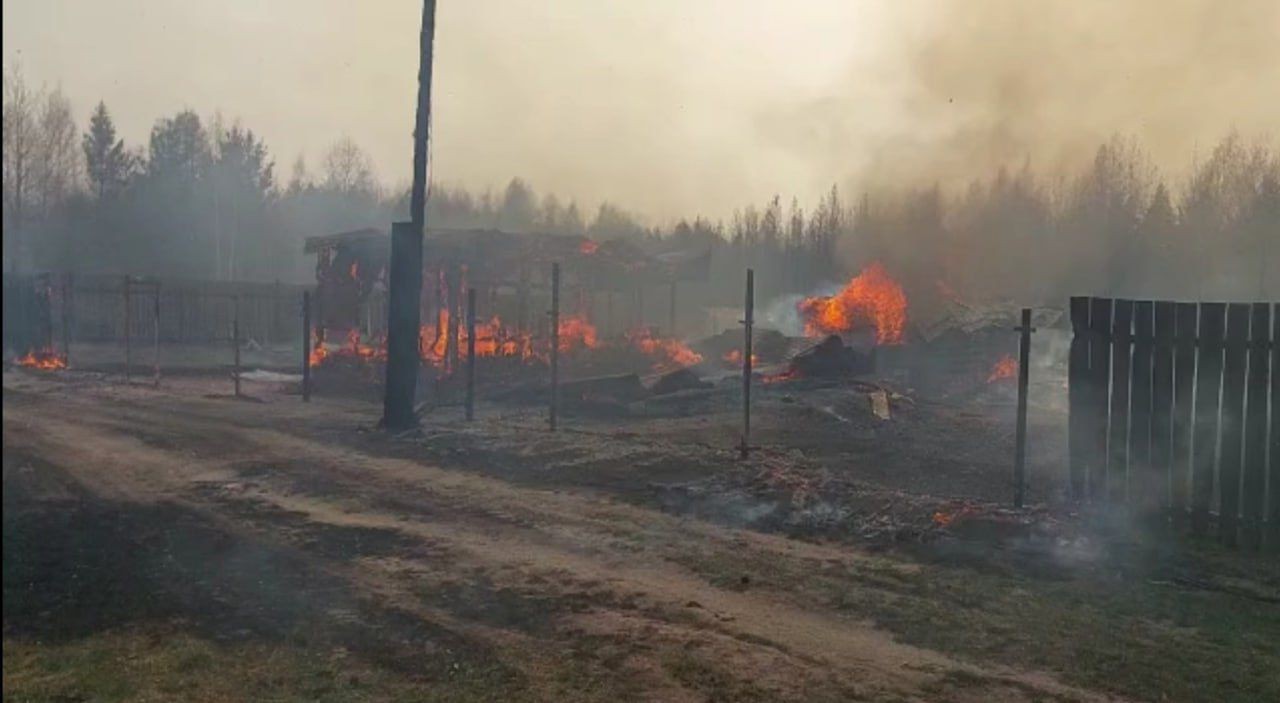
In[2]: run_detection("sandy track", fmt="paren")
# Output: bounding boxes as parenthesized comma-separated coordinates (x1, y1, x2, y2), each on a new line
(3, 372, 1105, 701)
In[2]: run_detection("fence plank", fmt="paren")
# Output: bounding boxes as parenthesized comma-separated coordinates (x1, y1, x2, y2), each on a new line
(1130, 302, 1155, 512)
(1108, 300, 1134, 502)
(1088, 298, 1113, 500)
(1191, 303, 1226, 537)
(1239, 304, 1270, 549)
(1218, 304, 1250, 546)
(1151, 302, 1175, 515)
(1270, 304, 1280, 551)
(1068, 297, 1091, 501)
(1171, 302, 1198, 527)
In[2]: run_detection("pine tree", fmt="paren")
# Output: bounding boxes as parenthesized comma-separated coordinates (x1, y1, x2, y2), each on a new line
(81, 101, 135, 199)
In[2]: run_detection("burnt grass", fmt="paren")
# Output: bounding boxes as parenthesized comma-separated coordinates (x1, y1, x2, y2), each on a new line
(1, 450, 523, 697)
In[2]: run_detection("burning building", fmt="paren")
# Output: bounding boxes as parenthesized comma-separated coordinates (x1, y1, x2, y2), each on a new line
(303, 227, 712, 379)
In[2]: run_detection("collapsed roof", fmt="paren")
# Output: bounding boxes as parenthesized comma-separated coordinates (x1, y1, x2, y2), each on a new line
(304, 227, 711, 289)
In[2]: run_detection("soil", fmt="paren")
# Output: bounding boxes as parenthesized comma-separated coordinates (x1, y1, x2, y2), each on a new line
(5, 367, 1278, 702)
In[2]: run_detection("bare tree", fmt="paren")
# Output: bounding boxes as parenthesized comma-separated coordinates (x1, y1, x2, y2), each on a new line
(3, 62, 39, 266)
(321, 137, 378, 198)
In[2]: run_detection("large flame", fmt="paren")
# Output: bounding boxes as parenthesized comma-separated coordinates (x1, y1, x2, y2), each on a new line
(557, 315, 599, 353)
(797, 262, 907, 345)
(16, 348, 68, 370)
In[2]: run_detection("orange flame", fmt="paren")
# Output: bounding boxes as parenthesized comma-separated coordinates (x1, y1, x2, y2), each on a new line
(797, 262, 907, 345)
(344, 328, 385, 361)
(987, 354, 1018, 383)
(762, 369, 799, 384)
(308, 329, 328, 367)
(579, 239, 599, 255)
(557, 315, 600, 353)
(627, 327, 703, 370)
(722, 349, 758, 366)
(349, 261, 359, 280)
(16, 348, 68, 370)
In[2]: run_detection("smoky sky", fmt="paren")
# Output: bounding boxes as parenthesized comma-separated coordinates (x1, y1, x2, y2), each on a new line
(5, 0, 1277, 219)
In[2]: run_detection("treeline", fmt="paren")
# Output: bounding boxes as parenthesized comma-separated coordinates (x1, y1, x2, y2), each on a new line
(714, 135, 1279, 308)
(1, 64, 654, 284)
(4, 63, 1277, 306)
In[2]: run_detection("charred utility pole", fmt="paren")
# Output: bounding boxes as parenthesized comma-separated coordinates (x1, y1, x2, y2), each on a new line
(549, 263, 561, 431)
(1013, 308, 1035, 507)
(740, 269, 754, 459)
(382, 0, 437, 430)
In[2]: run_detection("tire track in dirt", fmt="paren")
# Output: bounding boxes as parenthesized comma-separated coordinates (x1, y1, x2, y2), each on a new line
(3, 374, 1109, 702)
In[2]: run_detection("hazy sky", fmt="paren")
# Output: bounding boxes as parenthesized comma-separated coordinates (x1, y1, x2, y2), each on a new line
(5, 1, 1278, 221)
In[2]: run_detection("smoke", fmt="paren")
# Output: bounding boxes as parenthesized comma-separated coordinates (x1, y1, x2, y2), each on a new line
(4, 1, 1277, 220)
(759, 0, 1280, 193)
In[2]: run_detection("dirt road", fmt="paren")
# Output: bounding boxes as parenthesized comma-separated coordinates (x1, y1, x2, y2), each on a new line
(3, 371, 1119, 702)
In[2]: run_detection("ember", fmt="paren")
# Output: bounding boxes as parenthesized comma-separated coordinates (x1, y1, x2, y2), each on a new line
(16, 349, 68, 370)
(797, 262, 907, 344)
(579, 239, 599, 255)
(987, 354, 1018, 383)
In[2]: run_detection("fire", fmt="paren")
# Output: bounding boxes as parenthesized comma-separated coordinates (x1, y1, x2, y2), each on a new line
(16, 348, 68, 370)
(762, 369, 799, 384)
(797, 262, 907, 345)
(557, 315, 599, 353)
(344, 328, 385, 361)
(932, 503, 980, 527)
(722, 349, 758, 366)
(628, 327, 702, 370)
(579, 239, 599, 255)
(987, 354, 1018, 383)
(308, 329, 328, 367)
(349, 261, 359, 280)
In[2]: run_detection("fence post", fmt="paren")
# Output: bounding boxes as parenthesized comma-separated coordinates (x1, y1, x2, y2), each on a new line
(1013, 308, 1034, 508)
(740, 269, 754, 460)
(302, 291, 312, 402)
(233, 296, 242, 398)
(61, 273, 72, 366)
(668, 280, 677, 338)
(153, 283, 161, 388)
(549, 263, 560, 431)
(466, 287, 476, 421)
(123, 275, 132, 383)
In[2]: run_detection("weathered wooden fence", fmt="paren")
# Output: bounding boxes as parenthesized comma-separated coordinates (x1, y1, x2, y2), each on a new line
(1069, 297, 1278, 549)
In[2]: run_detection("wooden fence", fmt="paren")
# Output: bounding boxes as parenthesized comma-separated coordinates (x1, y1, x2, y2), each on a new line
(1068, 297, 1279, 549)
(8, 273, 312, 346)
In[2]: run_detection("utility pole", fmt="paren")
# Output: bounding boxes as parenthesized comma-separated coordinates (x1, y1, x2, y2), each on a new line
(382, 0, 437, 430)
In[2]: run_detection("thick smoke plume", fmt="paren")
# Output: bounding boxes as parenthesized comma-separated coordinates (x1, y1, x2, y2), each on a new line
(765, 0, 1280, 191)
